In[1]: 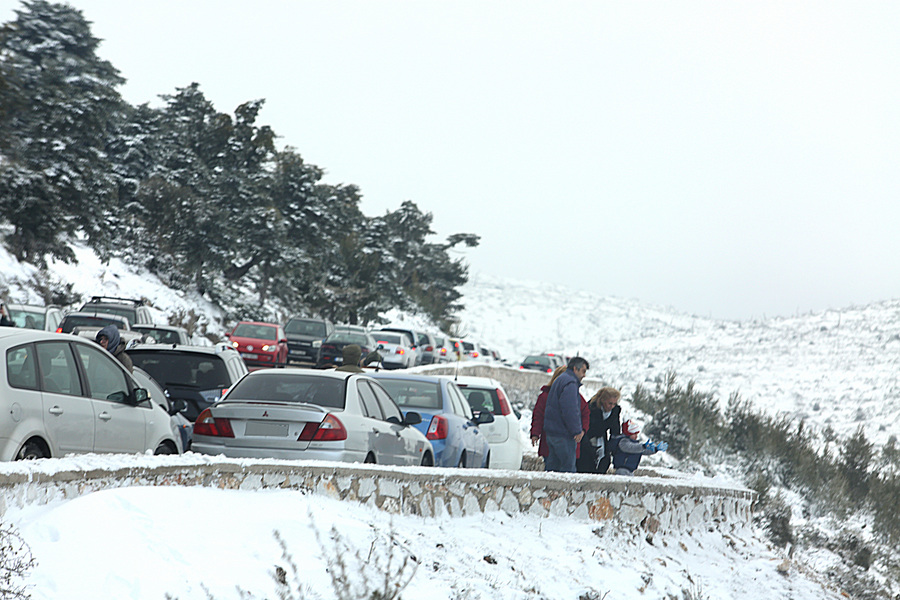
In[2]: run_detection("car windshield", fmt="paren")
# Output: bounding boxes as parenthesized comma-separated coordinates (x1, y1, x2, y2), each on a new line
(60, 315, 126, 333)
(128, 351, 231, 390)
(326, 332, 368, 345)
(224, 374, 345, 409)
(285, 319, 326, 336)
(9, 308, 45, 329)
(374, 333, 403, 345)
(233, 323, 277, 340)
(523, 355, 552, 367)
(134, 327, 182, 344)
(377, 379, 441, 410)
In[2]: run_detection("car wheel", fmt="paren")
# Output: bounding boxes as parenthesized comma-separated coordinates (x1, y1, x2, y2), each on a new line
(420, 451, 434, 467)
(483, 451, 491, 469)
(457, 452, 467, 468)
(364, 453, 376, 464)
(154, 441, 177, 455)
(16, 439, 48, 460)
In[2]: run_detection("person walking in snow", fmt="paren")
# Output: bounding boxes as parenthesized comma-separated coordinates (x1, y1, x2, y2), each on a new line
(609, 419, 667, 476)
(95, 324, 134, 373)
(542, 356, 589, 472)
(577, 387, 622, 474)
(531, 365, 590, 469)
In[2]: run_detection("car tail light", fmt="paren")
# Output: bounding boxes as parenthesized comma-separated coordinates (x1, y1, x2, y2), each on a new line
(298, 414, 347, 441)
(546, 368, 552, 373)
(440, 348, 447, 356)
(193, 409, 235, 438)
(56, 327, 63, 333)
(518, 365, 524, 369)
(426, 415, 448, 440)
(395, 348, 405, 355)
(425, 345, 433, 351)
(495, 388, 512, 416)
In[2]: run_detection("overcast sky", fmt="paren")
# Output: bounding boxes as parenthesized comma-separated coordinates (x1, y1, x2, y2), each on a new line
(8, 1, 900, 320)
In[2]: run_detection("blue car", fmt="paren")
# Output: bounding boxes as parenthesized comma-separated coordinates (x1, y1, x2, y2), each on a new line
(371, 373, 493, 468)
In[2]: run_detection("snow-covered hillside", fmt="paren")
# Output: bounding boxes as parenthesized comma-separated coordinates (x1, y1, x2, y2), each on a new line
(457, 272, 900, 448)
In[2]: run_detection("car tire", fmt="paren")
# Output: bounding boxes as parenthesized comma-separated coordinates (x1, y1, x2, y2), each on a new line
(364, 453, 376, 464)
(457, 452, 467, 468)
(154, 441, 177, 455)
(16, 439, 48, 460)
(420, 451, 434, 467)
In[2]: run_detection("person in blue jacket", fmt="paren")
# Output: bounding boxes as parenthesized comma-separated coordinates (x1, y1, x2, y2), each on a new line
(609, 419, 668, 476)
(542, 356, 590, 472)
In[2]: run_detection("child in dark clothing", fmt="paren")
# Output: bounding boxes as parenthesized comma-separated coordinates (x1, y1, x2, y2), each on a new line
(609, 419, 668, 476)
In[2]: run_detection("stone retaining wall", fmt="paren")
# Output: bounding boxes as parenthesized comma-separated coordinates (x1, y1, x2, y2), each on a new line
(0, 458, 755, 536)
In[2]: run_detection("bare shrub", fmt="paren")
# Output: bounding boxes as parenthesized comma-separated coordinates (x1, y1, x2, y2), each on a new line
(0, 520, 37, 600)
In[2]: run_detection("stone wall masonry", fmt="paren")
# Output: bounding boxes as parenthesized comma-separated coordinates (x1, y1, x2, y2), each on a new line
(0, 457, 755, 537)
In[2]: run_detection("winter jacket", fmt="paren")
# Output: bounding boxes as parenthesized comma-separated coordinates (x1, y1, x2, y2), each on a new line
(531, 385, 589, 458)
(576, 404, 622, 474)
(543, 369, 584, 437)
(335, 344, 364, 372)
(609, 434, 657, 476)
(96, 325, 133, 373)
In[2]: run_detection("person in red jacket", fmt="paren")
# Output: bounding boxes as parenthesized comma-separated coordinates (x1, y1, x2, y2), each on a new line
(530, 365, 590, 468)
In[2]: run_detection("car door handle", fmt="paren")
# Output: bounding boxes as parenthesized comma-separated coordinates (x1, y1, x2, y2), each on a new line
(98, 412, 112, 421)
(48, 406, 63, 416)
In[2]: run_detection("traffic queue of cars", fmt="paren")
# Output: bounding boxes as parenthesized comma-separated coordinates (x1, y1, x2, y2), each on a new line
(0, 298, 524, 471)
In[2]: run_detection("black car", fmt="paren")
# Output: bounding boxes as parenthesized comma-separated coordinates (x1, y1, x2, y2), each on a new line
(80, 296, 154, 326)
(519, 354, 556, 373)
(284, 317, 334, 365)
(316, 331, 380, 369)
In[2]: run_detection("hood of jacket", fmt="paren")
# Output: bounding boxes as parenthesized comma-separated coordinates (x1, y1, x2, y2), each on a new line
(96, 325, 121, 352)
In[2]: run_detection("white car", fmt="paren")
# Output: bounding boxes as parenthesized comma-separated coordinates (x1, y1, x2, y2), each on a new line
(371, 331, 416, 369)
(441, 375, 525, 470)
(0, 328, 182, 460)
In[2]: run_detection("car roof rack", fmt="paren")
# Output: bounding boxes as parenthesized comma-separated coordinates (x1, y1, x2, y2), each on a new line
(88, 296, 145, 306)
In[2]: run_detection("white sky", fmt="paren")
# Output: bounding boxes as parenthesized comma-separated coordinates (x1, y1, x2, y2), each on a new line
(6, 1, 900, 319)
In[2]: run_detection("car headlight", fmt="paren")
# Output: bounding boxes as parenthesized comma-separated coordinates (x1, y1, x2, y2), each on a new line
(312, 340, 322, 348)
(262, 344, 277, 351)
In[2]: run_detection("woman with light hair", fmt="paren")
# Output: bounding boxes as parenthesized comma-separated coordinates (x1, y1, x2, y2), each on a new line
(576, 386, 622, 474)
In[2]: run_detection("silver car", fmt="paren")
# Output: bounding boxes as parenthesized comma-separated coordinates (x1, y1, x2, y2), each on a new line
(191, 369, 434, 466)
(0, 328, 182, 460)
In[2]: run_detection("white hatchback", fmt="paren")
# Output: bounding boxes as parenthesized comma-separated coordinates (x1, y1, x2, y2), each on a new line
(442, 375, 525, 470)
(0, 328, 182, 461)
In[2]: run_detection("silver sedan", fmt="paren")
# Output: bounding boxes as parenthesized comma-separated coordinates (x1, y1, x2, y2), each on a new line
(191, 369, 434, 466)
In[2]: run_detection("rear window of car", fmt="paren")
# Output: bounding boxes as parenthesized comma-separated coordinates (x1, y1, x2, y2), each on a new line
(223, 374, 345, 409)
(327, 332, 368, 345)
(458, 386, 500, 414)
(522, 355, 551, 367)
(134, 327, 182, 345)
(285, 319, 326, 336)
(374, 333, 403, 345)
(233, 323, 277, 340)
(127, 351, 230, 390)
(60, 315, 127, 333)
(82, 304, 137, 323)
(376, 379, 441, 410)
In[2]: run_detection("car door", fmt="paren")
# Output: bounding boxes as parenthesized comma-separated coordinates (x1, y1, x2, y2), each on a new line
(73, 342, 148, 453)
(357, 380, 408, 465)
(35, 341, 95, 455)
(448, 382, 484, 467)
(369, 380, 423, 465)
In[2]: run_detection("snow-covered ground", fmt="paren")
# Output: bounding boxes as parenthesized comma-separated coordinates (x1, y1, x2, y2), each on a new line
(1, 242, 895, 598)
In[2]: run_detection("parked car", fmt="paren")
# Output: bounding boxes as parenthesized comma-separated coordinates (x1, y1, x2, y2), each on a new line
(371, 331, 416, 370)
(57, 311, 145, 346)
(316, 330, 380, 369)
(519, 354, 556, 373)
(132, 366, 191, 453)
(284, 317, 334, 365)
(460, 340, 479, 360)
(370, 372, 493, 468)
(376, 327, 422, 365)
(225, 321, 288, 369)
(6, 303, 64, 331)
(131, 324, 192, 346)
(414, 331, 439, 365)
(447, 375, 524, 470)
(0, 328, 182, 460)
(433, 335, 453, 363)
(126, 343, 249, 421)
(79, 296, 155, 326)
(191, 369, 433, 465)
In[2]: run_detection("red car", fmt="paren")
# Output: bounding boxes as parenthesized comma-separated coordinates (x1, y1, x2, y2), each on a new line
(225, 321, 288, 369)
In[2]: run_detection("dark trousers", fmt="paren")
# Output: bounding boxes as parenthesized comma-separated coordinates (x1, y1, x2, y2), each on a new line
(545, 434, 576, 472)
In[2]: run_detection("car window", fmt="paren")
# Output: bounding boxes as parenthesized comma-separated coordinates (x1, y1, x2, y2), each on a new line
(74, 343, 130, 403)
(285, 319, 327, 336)
(369, 381, 404, 423)
(327, 332, 368, 345)
(7, 344, 38, 390)
(84, 305, 137, 324)
(459, 386, 499, 414)
(128, 351, 230, 389)
(136, 328, 182, 345)
(224, 374, 345, 409)
(523, 355, 552, 367)
(445, 383, 466, 417)
(36, 342, 83, 396)
(9, 309, 45, 329)
(374, 333, 403, 345)
(357, 381, 384, 419)
(61, 315, 128, 333)
(232, 323, 277, 340)
(376, 379, 441, 410)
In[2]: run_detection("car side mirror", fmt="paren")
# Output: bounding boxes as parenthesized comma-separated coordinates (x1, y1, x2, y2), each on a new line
(132, 388, 149, 405)
(403, 411, 422, 426)
(224, 333, 231, 338)
(168, 398, 186, 415)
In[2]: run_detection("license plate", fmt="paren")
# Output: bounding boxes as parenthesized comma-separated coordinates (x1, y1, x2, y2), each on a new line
(244, 420, 289, 437)
(241, 353, 258, 360)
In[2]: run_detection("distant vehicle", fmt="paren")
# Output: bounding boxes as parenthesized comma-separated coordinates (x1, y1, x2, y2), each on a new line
(57, 311, 145, 346)
(5, 303, 64, 332)
(284, 317, 334, 365)
(191, 369, 433, 465)
(79, 296, 154, 327)
(225, 321, 288, 369)
(371, 331, 416, 370)
(131, 324, 192, 346)
(376, 327, 423, 366)
(448, 375, 524, 470)
(519, 354, 556, 373)
(414, 331, 439, 365)
(432, 335, 453, 363)
(371, 372, 493, 468)
(0, 328, 181, 460)
(126, 343, 249, 421)
(316, 331, 381, 369)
